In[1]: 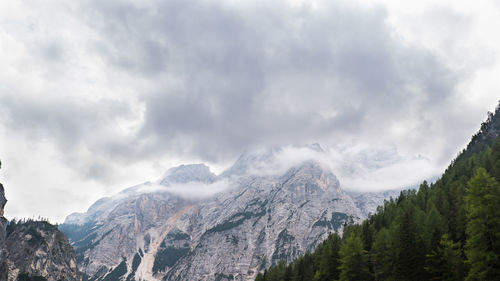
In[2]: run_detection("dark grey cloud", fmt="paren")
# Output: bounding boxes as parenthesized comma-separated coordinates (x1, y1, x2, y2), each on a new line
(66, 0, 461, 162)
(0, 96, 126, 146)
(0, 95, 137, 182)
(2, 0, 466, 167)
(1, 0, 498, 222)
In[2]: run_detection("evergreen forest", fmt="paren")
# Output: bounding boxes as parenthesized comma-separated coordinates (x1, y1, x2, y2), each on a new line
(256, 104, 500, 281)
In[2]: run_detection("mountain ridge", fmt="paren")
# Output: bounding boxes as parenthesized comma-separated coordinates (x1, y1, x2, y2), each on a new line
(60, 148, 405, 281)
(0, 162, 81, 281)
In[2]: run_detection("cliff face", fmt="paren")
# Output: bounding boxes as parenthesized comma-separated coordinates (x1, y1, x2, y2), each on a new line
(0, 183, 8, 280)
(5, 220, 81, 281)
(0, 165, 81, 281)
(61, 159, 396, 281)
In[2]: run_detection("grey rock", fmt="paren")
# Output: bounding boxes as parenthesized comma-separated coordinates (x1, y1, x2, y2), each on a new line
(160, 164, 217, 185)
(0, 183, 8, 280)
(347, 189, 401, 218)
(220, 147, 283, 177)
(5, 221, 81, 281)
(61, 158, 393, 281)
(0, 171, 81, 281)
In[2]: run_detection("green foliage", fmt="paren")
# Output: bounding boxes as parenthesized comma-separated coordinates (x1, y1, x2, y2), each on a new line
(59, 222, 99, 243)
(58, 221, 105, 264)
(125, 253, 142, 281)
(312, 212, 348, 231)
(256, 105, 500, 281)
(214, 273, 235, 281)
(153, 246, 189, 274)
(17, 273, 47, 281)
(272, 230, 296, 262)
(6, 220, 57, 248)
(102, 259, 127, 281)
(465, 168, 500, 280)
(312, 233, 341, 281)
(290, 252, 314, 281)
(425, 234, 465, 281)
(205, 209, 266, 234)
(372, 227, 394, 280)
(394, 204, 426, 281)
(338, 233, 370, 281)
(166, 231, 190, 241)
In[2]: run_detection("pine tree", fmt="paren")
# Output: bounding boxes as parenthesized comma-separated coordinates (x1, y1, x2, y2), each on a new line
(372, 227, 394, 281)
(255, 272, 265, 281)
(256, 107, 500, 281)
(394, 205, 426, 281)
(425, 234, 465, 281)
(338, 233, 370, 281)
(489, 139, 500, 180)
(465, 168, 500, 280)
(313, 233, 341, 281)
(265, 261, 288, 281)
(423, 205, 447, 251)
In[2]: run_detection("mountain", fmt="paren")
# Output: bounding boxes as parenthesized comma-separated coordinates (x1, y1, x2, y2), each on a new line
(256, 101, 500, 281)
(346, 189, 401, 218)
(0, 162, 81, 281)
(5, 220, 81, 281)
(60, 147, 402, 281)
(160, 164, 218, 185)
(0, 183, 8, 280)
(458, 103, 500, 160)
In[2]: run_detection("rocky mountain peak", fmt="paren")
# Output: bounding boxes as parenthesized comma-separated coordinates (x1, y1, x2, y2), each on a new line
(160, 164, 217, 185)
(221, 144, 327, 178)
(283, 161, 337, 187)
(280, 161, 341, 199)
(59, 143, 404, 281)
(221, 147, 283, 177)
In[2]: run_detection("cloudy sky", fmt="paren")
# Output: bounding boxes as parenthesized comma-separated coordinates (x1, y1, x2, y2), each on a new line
(0, 0, 499, 222)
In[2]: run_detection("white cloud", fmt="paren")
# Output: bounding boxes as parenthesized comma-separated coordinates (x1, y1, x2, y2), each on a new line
(135, 179, 232, 200)
(0, 0, 498, 222)
(226, 144, 438, 192)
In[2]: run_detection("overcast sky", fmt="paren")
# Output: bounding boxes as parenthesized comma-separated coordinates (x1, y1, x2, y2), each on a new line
(0, 0, 499, 222)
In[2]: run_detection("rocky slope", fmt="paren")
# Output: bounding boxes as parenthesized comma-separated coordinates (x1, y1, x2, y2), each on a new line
(346, 189, 401, 218)
(5, 220, 81, 281)
(61, 146, 401, 281)
(0, 162, 81, 281)
(0, 183, 8, 280)
(459, 102, 500, 160)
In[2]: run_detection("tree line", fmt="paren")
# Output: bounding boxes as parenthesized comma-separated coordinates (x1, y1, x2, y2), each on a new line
(256, 112, 500, 281)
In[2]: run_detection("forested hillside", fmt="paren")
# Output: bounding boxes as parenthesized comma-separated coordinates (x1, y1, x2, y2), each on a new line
(256, 103, 500, 281)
